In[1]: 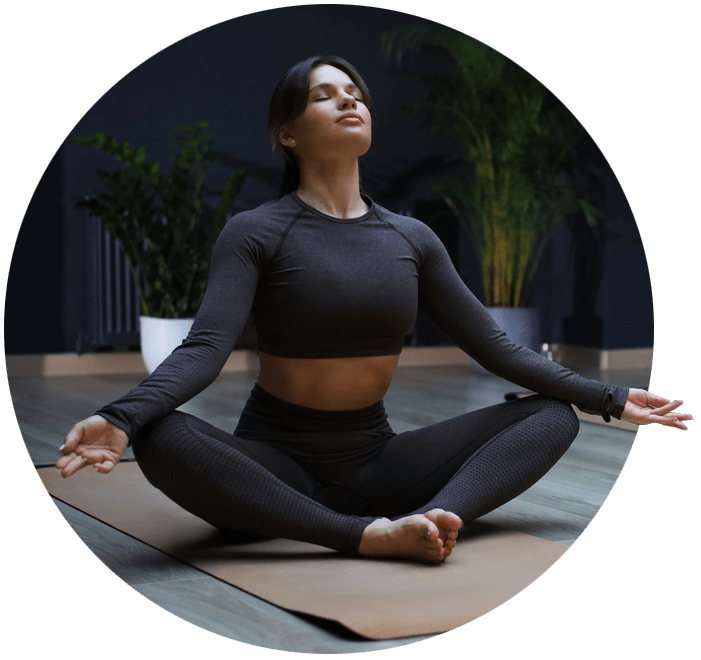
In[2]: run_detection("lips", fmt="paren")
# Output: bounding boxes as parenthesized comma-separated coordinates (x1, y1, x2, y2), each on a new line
(337, 112, 364, 123)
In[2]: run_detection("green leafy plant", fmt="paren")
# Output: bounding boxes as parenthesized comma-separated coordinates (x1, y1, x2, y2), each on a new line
(73, 121, 246, 318)
(382, 27, 601, 307)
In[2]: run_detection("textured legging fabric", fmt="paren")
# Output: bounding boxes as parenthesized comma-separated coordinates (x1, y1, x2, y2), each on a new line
(132, 387, 580, 555)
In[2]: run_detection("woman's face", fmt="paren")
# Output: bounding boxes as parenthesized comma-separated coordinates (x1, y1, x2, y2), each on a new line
(281, 64, 372, 163)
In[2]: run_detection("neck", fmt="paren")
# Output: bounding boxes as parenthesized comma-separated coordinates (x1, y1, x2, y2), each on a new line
(296, 160, 368, 219)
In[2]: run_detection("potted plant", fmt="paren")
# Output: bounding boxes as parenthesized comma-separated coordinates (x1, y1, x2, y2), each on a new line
(382, 27, 602, 352)
(73, 121, 247, 372)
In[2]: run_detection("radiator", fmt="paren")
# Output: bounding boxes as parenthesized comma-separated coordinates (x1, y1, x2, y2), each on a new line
(84, 214, 141, 350)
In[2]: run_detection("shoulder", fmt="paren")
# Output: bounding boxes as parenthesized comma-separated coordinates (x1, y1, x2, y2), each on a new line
(224, 196, 294, 233)
(373, 203, 445, 255)
(216, 195, 298, 250)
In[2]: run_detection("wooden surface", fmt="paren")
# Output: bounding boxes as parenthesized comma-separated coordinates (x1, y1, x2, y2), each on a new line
(39, 462, 568, 640)
(10, 362, 646, 652)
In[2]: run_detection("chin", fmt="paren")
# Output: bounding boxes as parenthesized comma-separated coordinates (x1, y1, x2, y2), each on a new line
(351, 134, 372, 158)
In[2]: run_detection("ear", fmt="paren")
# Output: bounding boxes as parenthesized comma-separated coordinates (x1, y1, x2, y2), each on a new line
(278, 128, 296, 148)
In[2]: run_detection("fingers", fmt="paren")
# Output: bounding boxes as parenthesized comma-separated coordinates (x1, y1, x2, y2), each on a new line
(642, 391, 672, 408)
(639, 394, 692, 430)
(649, 410, 692, 430)
(650, 399, 684, 416)
(653, 416, 688, 431)
(56, 416, 127, 478)
(622, 397, 693, 430)
(651, 399, 692, 430)
(94, 460, 117, 474)
(61, 420, 86, 454)
(57, 452, 91, 479)
(56, 447, 118, 478)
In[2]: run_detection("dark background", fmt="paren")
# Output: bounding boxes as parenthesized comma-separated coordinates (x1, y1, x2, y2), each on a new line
(3, 4, 652, 356)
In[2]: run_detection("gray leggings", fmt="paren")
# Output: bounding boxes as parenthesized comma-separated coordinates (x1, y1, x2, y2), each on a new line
(132, 385, 579, 554)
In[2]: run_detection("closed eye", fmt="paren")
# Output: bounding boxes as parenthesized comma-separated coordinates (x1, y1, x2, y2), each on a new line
(309, 81, 364, 104)
(311, 95, 363, 105)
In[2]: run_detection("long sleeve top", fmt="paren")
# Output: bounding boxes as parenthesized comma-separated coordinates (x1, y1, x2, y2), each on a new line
(97, 192, 628, 439)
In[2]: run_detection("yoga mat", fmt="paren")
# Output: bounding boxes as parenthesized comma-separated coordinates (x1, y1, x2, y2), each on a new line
(38, 462, 567, 640)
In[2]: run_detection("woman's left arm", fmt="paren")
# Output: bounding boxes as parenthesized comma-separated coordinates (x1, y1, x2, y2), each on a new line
(621, 388, 692, 430)
(408, 219, 692, 428)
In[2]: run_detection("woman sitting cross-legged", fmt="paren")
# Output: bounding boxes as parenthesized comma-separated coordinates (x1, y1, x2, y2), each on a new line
(57, 56, 691, 563)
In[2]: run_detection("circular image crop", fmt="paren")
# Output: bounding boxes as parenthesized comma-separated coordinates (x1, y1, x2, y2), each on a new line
(5, 3, 694, 658)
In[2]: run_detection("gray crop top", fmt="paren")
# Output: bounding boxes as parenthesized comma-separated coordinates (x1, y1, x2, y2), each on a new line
(97, 192, 628, 438)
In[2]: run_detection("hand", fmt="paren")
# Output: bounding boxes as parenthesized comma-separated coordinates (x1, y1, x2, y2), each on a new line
(56, 415, 129, 478)
(621, 388, 693, 430)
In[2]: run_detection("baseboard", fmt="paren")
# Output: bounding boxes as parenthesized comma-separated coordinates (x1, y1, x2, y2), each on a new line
(4, 350, 258, 377)
(551, 344, 653, 371)
(5, 352, 148, 377)
(5, 345, 652, 377)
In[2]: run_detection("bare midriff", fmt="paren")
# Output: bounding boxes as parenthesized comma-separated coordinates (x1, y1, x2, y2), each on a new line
(256, 352, 400, 410)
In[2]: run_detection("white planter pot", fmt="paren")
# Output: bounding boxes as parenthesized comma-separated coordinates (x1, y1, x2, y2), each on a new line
(140, 316, 195, 374)
(472, 307, 541, 372)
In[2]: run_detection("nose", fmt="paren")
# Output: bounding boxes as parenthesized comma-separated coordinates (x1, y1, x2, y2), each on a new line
(339, 91, 357, 109)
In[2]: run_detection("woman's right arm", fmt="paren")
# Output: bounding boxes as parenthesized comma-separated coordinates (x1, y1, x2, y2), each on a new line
(61, 213, 263, 463)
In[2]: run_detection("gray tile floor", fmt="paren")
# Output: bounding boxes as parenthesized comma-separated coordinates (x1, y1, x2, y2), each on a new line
(10, 363, 645, 652)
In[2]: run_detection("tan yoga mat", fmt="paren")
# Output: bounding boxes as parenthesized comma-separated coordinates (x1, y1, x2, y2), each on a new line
(38, 462, 567, 639)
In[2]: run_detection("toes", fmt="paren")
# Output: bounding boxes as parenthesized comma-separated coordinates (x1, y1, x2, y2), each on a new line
(424, 546, 446, 563)
(425, 508, 463, 531)
(422, 518, 441, 542)
(439, 511, 463, 532)
(423, 533, 443, 550)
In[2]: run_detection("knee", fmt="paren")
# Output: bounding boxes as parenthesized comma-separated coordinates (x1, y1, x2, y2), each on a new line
(542, 398, 580, 446)
(131, 411, 189, 466)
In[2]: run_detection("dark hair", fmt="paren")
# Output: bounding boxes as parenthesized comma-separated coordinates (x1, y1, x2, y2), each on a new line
(268, 55, 373, 197)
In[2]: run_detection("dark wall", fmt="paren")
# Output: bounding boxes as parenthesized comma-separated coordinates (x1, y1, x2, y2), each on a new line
(4, 5, 653, 354)
(5, 151, 65, 353)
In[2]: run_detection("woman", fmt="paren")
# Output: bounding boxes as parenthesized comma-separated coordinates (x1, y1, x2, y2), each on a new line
(57, 56, 691, 563)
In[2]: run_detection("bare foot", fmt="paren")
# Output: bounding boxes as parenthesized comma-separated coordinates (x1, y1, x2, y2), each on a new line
(358, 510, 462, 563)
(423, 508, 463, 557)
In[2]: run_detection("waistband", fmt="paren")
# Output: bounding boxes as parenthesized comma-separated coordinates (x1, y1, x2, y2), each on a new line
(238, 384, 390, 434)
